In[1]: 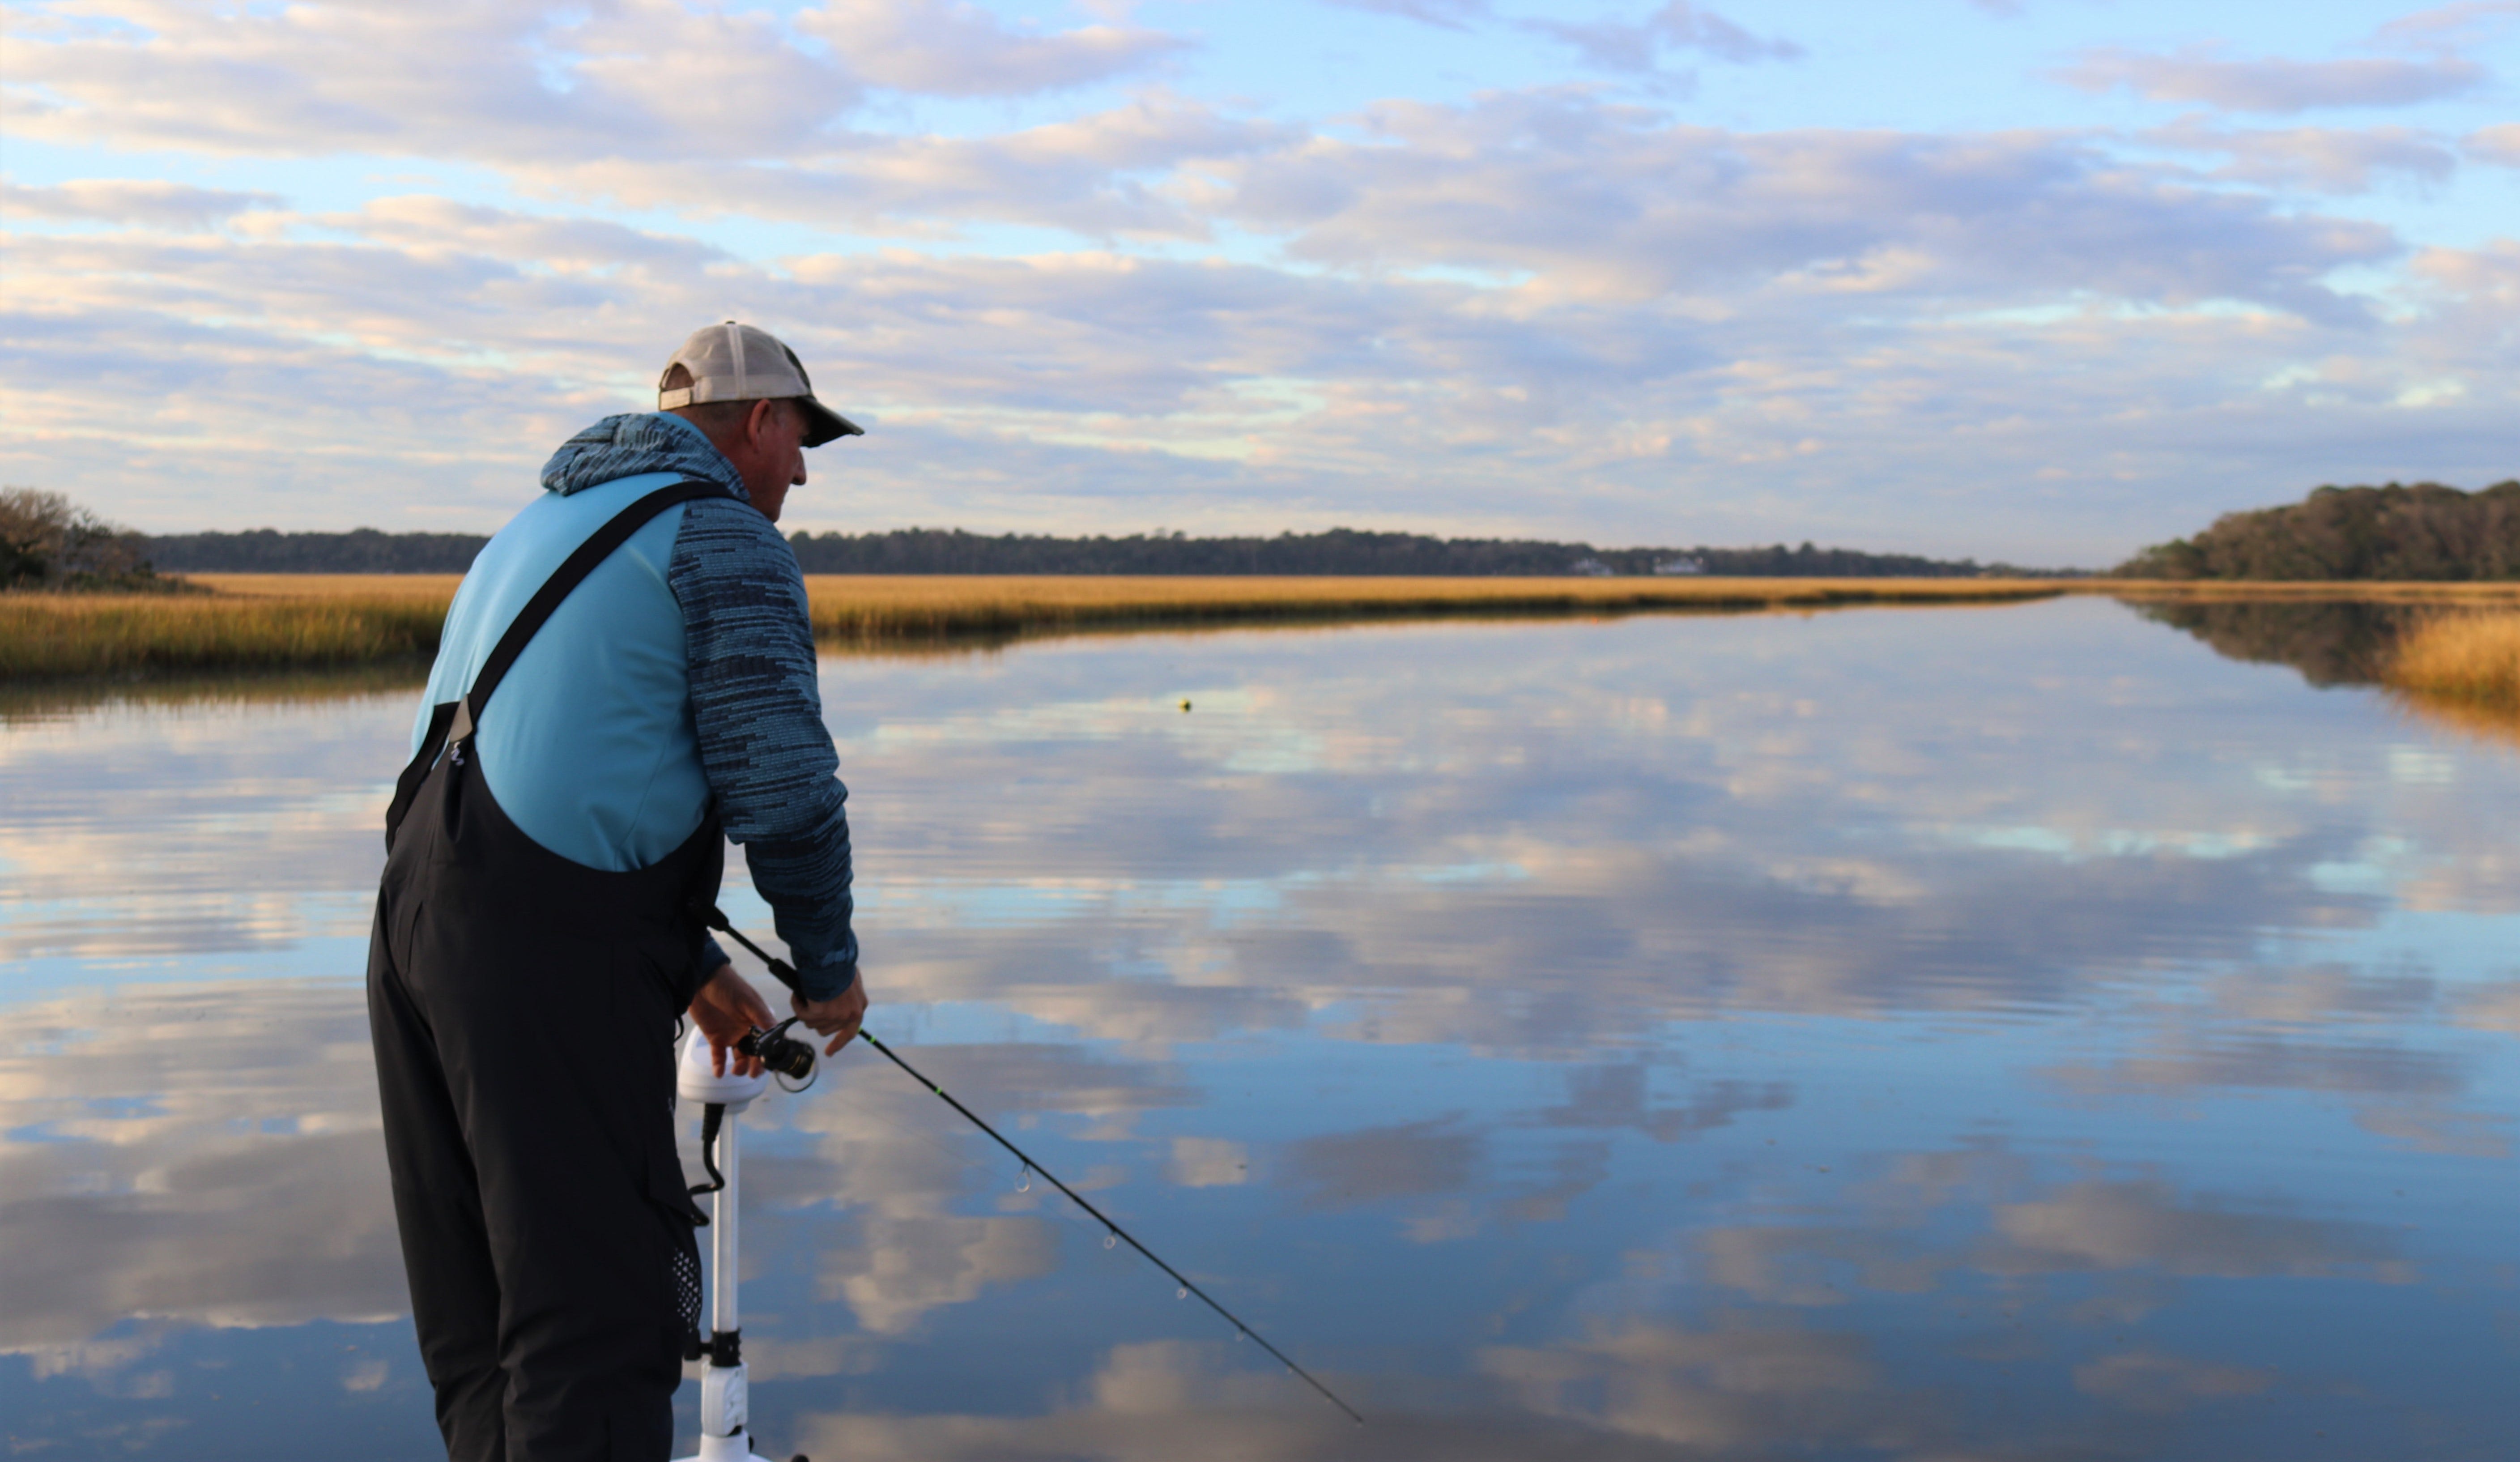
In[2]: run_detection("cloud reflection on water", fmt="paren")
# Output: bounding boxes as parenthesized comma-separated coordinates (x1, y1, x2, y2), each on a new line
(0, 694, 406, 964)
(4, 599, 2518, 1453)
(0, 980, 399, 1358)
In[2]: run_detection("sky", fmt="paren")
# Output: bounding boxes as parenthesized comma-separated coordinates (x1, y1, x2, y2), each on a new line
(3, 0, 2516, 563)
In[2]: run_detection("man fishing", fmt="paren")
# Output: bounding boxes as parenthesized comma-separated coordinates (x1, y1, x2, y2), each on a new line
(367, 322, 868, 1462)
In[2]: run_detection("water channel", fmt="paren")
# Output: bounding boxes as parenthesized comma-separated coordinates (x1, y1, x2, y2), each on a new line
(3, 596, 2515, 1459)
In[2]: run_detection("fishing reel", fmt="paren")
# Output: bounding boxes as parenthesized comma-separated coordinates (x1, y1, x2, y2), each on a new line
(737, 1019, 816, 1082)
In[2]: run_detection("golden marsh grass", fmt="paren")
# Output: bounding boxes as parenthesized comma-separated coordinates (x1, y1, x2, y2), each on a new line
(2387, 612, 2520, 710)
(795, 574, 2069, 643)
(187, 573, 466, 601)
(14, 571, 2520, 742)
(8, 573, 2073, 680)
(2104, 580, 2520, 604)
(20, 573, 2517, 683)
(2, 592, 450, 679)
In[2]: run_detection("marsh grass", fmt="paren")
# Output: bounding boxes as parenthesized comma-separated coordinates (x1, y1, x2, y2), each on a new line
(796, 575, 2071, 644)
(2388, 691, 2520, 750)
(2105, 580, 2520, 604)
(2388, 612, 2520, 710)
(20, 574, 2520, 684)
(15, 570, 2520, 722)
(187, 573, 465, 601)
(9, 574, 2074, 680)
(2, 591, 448, 678)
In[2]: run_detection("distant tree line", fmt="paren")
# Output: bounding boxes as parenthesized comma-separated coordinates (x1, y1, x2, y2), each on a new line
(133, 522, 2022, 577)
(143, 527, 494, 574)
(787, 528, 2017, 576)
(1, 487, 170, 590)
(2118, 480, 2520, 580)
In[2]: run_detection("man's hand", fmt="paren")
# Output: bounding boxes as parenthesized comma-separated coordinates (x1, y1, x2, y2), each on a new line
(687, 964, 777, 1076)
(791, 978, 868, 1055)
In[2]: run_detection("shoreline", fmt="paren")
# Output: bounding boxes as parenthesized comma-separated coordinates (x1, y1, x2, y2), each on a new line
(794, 574, 2073, 643)
(2097, 580, 2520, 603)
(8, 574, 2070, 681)
(7, 573, 2519, 683)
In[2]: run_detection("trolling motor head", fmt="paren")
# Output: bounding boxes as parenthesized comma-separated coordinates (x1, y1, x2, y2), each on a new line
(677, 1026, 771, 1108)
(677, 1021, 815, 1109)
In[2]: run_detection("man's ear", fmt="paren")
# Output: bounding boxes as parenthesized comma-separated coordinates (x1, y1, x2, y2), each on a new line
(746, 398, 782, 446)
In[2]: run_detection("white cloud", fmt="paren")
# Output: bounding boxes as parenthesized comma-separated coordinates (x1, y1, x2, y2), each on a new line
(818, 1214, 1057, 1332)
(1523, 2, 1802, 77)
(315, 194, 732, 269)
(803, 0, 1185, 96)
(1988, 1180, 2393, 1277)
(1479, 1320, 1911, 1452)
(475, 93, 1291, 242)
(0, 3, 2510, 558)
(0, 980, 403, 1354)
(2, 0, 856, 163)
(1211, 94, 2393, 320)
(2074, 1351, 2273, 1415)
(1, 0, 1191, 169)
(1167, 1136, 1250, 1186)
(2468, 122, 2520, 166)
(0, 179, 283, 228)
(4, 170, 2510, 558)
(2057, 46, 2486, 113)
(2144, 123, 2460, 193)
(2371, 1, 2520, 51)
(1320, 0, 1491, 30)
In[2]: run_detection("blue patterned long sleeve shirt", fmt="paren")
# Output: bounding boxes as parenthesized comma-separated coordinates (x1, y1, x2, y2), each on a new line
(516, 412, 859, 998)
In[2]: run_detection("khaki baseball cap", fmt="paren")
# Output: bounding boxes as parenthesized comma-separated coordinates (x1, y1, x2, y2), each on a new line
(658, 320, 863, 447)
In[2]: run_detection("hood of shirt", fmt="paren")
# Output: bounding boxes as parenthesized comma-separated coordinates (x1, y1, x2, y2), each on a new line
(540, 412, 749, 503)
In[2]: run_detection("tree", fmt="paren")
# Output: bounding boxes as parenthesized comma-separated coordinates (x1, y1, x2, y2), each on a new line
(2118, 481, 2520, 580)
(0, 488, 158, 588)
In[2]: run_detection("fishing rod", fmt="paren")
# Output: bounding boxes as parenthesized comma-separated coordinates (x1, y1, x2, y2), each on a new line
(696, 907, 1366, 1427)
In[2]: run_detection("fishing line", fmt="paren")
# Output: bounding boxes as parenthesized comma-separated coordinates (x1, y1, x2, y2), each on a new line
(846, 1084, 1205, 1289)
(698, 906, 1366, 1426)
(711, 1026, 1046, 1220)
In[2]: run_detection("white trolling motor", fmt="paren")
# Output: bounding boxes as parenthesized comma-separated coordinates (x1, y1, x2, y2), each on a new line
(673, 1024, 809, 1462)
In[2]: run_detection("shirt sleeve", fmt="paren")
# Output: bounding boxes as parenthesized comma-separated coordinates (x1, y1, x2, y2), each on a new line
(668, 497, 859, 1001)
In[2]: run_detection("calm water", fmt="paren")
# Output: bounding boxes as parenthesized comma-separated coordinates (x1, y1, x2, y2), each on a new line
(4, 598, 2516, 1460)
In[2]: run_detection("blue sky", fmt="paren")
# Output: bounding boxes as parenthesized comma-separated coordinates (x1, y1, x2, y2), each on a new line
(4, 0, 2515, 561)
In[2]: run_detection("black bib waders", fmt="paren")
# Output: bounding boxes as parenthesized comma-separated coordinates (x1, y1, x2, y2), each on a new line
(367, 483, 728, 1462)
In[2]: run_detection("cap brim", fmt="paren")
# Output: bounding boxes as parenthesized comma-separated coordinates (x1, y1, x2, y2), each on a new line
(798, 396, 862, 448)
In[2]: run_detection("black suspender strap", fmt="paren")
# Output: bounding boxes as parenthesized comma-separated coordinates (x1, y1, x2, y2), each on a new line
(454, 479, 726, 736)
(386, 480, 725, 846)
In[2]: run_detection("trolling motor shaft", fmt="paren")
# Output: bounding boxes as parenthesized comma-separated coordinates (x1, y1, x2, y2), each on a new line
(673, 1028, 791, 1462)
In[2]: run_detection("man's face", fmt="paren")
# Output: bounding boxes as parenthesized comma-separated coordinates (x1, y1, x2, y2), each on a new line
(738, 400, 809, 523)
